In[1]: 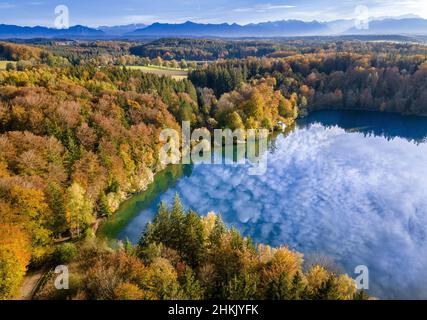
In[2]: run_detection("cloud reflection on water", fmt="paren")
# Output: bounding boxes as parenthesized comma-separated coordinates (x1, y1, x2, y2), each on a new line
(120, 113, 427, 299)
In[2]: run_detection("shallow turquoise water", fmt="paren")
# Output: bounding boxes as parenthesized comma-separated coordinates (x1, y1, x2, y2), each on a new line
(109, 110, 427, 299)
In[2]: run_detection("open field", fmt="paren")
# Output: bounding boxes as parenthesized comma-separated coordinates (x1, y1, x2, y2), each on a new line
(126, 65, 188, 80)
(0, 61, 16, 70)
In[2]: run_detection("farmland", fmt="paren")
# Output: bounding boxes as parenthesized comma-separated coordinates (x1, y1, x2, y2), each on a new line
(0, 60, 16, 70)
(125, 64, 188, 80)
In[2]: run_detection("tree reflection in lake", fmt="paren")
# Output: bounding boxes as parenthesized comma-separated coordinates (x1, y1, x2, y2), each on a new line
(104, 110, 427, 299)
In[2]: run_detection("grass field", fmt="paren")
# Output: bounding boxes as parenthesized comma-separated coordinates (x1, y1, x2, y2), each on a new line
(126, 65, 188, 80)
(0, 61, 16, 70)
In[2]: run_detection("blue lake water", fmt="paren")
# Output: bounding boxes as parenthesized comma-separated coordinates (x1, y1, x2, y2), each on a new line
(110, 110, 427, 300)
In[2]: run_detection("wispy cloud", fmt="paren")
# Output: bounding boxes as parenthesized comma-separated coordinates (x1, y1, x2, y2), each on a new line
(363, 0, 427, 19)
(234, 3, 296, 13)
(0, 2, 15, 9)
(1, 1, 427, 27)
(123, 15, 159, 24)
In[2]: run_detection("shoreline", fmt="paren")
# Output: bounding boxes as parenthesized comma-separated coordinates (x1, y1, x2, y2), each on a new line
(97, 119, 298, 241)
(99, 108, 427, 240)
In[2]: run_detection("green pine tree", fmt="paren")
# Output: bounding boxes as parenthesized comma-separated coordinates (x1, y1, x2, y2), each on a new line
(170, 194, 185, 250)
(182, 210, 206, 268)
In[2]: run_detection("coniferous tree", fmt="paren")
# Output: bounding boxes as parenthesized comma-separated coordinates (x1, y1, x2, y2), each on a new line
(182, 210, 206, 268)
(170, 194, 185, 251)
(180, 268, 204, 300)
(290, 272, 307, 300)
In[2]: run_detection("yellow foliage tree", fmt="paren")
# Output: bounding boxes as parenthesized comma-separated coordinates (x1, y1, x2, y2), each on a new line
(305, 265, 330, 297)
(0, 224, 31, 300)
(262, 246, 304, 285)
(65, 182, 94, 239)
(114, 282, 146, 300)
(8, 184, 52, 259)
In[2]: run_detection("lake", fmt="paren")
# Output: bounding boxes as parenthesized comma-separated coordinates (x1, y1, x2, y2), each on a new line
(101, 110, 427, 300)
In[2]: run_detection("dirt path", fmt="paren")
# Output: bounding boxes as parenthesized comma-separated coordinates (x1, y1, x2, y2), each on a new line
(18, 237, 77, 300)
(17, 269, 45, 300)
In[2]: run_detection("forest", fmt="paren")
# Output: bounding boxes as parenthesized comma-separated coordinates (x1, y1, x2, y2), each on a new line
(189, 47, 427, 115)
(1, 38, 427, 300)
(33, 196, 366, 300)
(129, 38, 285, 61)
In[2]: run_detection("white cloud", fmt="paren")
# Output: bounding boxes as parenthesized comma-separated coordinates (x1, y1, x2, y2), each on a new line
(123, 15, 159, 24)
(0, 2, 15, 9)
(120, 122, 427, 299)
(234, 3, 296, 13)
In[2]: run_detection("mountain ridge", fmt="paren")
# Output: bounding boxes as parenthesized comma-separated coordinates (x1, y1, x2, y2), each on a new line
(1, 17, 427, 39)
(129, 20, 332, 37)
(0, 24, 104, 39)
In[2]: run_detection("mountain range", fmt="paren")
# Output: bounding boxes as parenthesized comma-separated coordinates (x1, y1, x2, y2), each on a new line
(1, 17, 427, 39)
(344, 18, 427, 35)
(128, 20, 331, 37)
(98, 24, 146, 36)
(0, 24, 104, 39)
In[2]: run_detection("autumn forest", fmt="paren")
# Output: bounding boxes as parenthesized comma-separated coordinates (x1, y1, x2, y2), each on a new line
(1, 38, 427, 300)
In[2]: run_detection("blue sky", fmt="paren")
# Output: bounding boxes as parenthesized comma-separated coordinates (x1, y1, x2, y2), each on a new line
(1, 0, 427, 27)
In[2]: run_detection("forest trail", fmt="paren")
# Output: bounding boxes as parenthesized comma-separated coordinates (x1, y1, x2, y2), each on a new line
(17, 269, 46, 300)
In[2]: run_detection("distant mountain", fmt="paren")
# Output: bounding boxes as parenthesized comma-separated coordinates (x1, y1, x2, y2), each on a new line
(374, 14, 422, 21)
(98, 24, 146, 36)
(325, 19, 356, 34)
(130, 21, 244, 37)
(2, 17, 427, 40)
(0, 24, 104, 39)
(129, 17, 427, 38)
(129, 20, 331, 37)
(244, 20, 331, 37)
(345, 18, 427, 35)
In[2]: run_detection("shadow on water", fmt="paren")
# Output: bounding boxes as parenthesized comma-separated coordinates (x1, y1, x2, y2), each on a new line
(299, 110, 427, 143)
(98, 164, 193, 239)
(98, 129, 287, 241)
